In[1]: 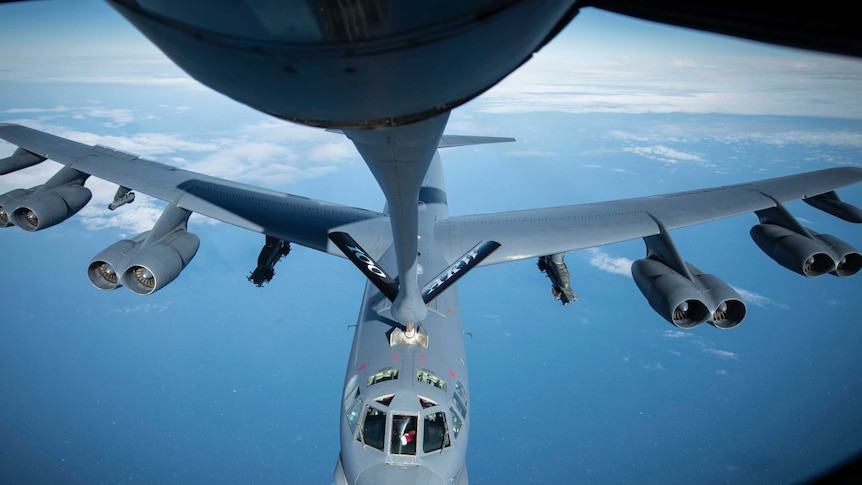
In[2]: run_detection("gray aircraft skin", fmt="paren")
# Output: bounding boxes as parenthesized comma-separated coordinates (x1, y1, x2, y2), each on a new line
(3, 1, 862, 484)
(334, 154, 472, 485)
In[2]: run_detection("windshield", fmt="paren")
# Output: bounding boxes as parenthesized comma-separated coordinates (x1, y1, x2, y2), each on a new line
(353, 393, 456, 455)
(423, 411, 450, 453)
(357, 405, 386, 451)
(390, 414, 418, 455)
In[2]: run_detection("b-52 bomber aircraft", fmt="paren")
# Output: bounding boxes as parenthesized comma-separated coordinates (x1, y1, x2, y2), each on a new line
(2, 0, 862, 484)
(3, 125, 862, 484)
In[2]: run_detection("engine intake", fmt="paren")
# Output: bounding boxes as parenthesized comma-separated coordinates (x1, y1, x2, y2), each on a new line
(88, 203, 200, 295)
(750, 223, 861, 277)
(632, 258, 746, 329)
(121, 231, 200, 295)
(10, 184, 92, 231)
(88, 230, 200, 295)
(0, 188, 32, 228)
(88, 238, 144, 290)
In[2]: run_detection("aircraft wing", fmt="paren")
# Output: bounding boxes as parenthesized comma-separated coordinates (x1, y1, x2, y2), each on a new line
(435, 167, 862, 266)
(0, 123, 382, 256)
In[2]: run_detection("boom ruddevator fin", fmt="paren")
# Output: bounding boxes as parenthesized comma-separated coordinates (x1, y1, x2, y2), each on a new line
(326, 129, 515, 149)
(436, 135, 515, 148)
(421, 240, 500, 303)
(329, 231, 399, 302)
(330, 232, 500, 305)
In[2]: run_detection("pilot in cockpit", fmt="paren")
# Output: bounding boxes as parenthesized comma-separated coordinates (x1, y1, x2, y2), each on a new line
(400, 429, 416, 446)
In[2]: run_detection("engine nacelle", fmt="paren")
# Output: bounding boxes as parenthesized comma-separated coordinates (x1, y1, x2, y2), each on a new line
(0, 188, 32, 227)
(750, 223, 860, 277)
(632, 258, 746, 329)
(690, 269, 747, 329)
(814, 233, 862, 277)
(88, 230, 200, 295)
(121, 231, 200, 295)
(0, 147, 47, 175)
(9, 184, 92, 231)
(87, 235, 147, 290)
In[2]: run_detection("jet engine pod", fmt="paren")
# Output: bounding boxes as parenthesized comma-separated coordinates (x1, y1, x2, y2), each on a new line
(10, 184, 92, 231)
(87, 238, 143, 290)
(632, 259, 747, 329)
(0, 147, 47, 176)
(0, 188, 31, 227)
(119, 231, 200, 295)
(751, 223, 859, 277)
(813, 233, 862, 277)
(691, 272, 746, 329)
(631, 258, 711, 329)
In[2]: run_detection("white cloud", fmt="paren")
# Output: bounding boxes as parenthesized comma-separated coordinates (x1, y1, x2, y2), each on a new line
(114, 303, 169, 313)
(2, 106, 73, 114)
(474, 35, 862, 119)
(663, 330, 692, 339)
(624, 145, 706, 165)
(307, 141, 355, 162)
(672, 58, 697, 68)
(663, 329, 740, 361)
(724, 130, 862, 148)
(732, 286, 788, 309)
(76, 180, 166, 236)
(585, 248, 633, 277)
(80, 108, 136, 127)
(702, 348, 739, 360)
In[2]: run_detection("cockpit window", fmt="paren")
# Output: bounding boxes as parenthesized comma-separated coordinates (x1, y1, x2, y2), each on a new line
(452, 392, 467, 420)
(416, 370, 447, 392)
(367, 369, 398, 387)
(449, 406, 463, 438)
(423, 411, 450, 453)
(451, 380, 468, 419)
(357, 405, 386, 451)
(455, 381, 467, 403)
(418, 396, 437, 409)
(375, 394, 394, 407)
(390, 414, 418, 455)
(346, 399, 363, 434)
(343, 374, 359, 404)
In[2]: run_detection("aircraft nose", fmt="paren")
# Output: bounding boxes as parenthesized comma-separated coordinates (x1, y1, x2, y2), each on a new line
(355, 464, 445, 485)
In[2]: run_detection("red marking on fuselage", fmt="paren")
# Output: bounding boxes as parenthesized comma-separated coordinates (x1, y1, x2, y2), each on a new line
(358, 363, 366, 371)
(449, 369, 456, 378)
(418, 353, 425, 364)
(393, 352, 399, 363)
(446, 307, 452, 314)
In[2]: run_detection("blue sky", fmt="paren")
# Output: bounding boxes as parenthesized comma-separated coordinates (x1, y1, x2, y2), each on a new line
(2, 1, 862, 484)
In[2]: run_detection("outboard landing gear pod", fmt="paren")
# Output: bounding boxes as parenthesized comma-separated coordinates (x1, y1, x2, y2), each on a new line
(631, 217, 746, 329)
(248, 235, 291, 287)
(538, 253, 578, 305)
(108, 186, 135, 210)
